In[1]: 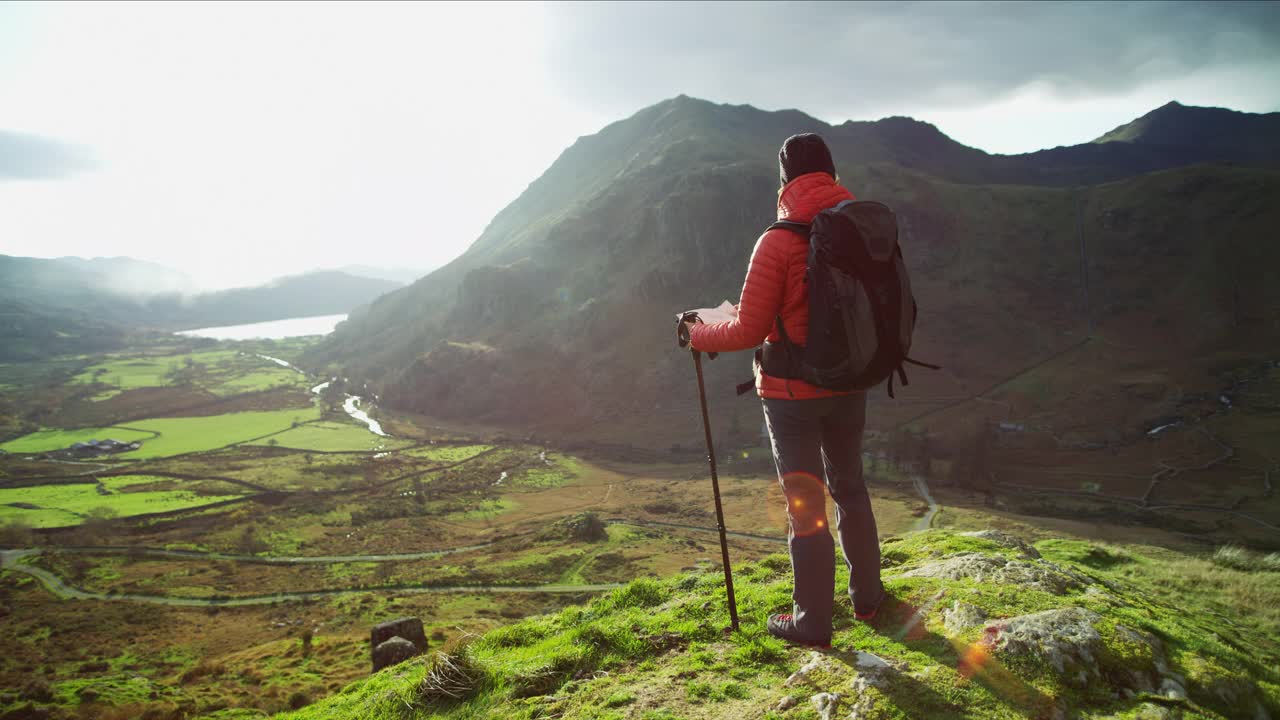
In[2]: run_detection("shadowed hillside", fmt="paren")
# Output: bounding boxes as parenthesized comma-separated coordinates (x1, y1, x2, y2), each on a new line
(305, 96, 1280, 450)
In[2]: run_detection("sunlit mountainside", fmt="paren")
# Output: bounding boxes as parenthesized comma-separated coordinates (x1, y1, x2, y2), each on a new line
(308, 95, 1279, 449)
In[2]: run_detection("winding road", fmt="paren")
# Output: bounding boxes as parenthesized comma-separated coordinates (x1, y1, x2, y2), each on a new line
(0, 517, 790, 607)
(910, 475, 940, 532)
(0, 548, 620, 607)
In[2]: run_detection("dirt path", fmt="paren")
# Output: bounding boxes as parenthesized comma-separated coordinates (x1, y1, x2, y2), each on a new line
(910, 475, 940, 532)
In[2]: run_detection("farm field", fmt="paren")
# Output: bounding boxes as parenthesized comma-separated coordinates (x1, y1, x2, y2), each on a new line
(0, 426, 156, 454)
(0, 475, 245, 528)
(248, 421, 414, 452)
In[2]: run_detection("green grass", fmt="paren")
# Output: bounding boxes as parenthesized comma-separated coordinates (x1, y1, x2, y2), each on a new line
(68, 349, 309, 400)
(275, 529, 1280, 720)
(511, 455, 582, 488)
(209, 368, 308, 397)
(446, 498, 517, 521)
(71, 350, 238, 389)
(403, 444, 494, 463)
(116, 407, 323, 458)
(0, 426, 155, 454)
(1, 408, 320, 460)
(0, 477, 244, 528)
(247, 421, 412, 452)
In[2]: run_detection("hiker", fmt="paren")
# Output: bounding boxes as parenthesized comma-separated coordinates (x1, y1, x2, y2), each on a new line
(683, 133, 885, 647)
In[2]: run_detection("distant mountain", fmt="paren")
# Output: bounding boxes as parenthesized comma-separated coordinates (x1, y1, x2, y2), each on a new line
(0, 257, 402, 360)
(154, 271, 403, 330)
(305, 96, 1280, 447)
(329, 264, 435, 285)
(52, 255, 193, 296)
(1094, 101, 1280, 163)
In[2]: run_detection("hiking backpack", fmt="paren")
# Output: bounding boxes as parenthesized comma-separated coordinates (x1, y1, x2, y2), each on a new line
(746, 199, 938, 398)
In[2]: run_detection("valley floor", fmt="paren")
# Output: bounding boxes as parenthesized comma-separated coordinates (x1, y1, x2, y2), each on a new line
(0, 334, 1276, 719)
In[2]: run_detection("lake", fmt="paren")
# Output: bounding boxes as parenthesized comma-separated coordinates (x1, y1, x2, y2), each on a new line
(175, 314, 348, 341)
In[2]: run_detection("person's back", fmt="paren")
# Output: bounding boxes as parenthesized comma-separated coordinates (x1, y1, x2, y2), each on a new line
(685, 133, 885, 646)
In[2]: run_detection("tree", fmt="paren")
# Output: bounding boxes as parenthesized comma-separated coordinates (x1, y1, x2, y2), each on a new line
(300, 628, 314, 658)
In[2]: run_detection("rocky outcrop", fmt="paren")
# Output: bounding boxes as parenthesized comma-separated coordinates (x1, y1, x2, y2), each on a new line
(987, 607, 1106, 688)
(960, 529, 1042, 558)
(784, 649, 897, 720)
(899, 552, 1087, 594)
(943, 600, 987, 634)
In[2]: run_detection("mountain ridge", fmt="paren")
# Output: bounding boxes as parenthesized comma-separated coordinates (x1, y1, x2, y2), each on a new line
(305, 95, 1280, 449)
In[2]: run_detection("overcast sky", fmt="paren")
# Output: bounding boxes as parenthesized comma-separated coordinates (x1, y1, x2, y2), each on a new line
(2, 1, 1278, 289)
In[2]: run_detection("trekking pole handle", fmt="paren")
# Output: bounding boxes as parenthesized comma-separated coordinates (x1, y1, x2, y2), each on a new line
(677, 311, 717, 359)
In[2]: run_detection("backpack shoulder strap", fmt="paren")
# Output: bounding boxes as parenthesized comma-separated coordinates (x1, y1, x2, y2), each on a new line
(767, 220, 810, 234)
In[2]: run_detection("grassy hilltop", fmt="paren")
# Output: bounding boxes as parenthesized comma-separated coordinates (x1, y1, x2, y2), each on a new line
(276, 529, 1280, 720)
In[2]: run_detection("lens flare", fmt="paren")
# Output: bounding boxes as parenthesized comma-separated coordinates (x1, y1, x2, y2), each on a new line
(779, 471, 829, 537)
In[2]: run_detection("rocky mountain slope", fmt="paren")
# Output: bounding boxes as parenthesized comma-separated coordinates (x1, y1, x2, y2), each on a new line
(304, 96, 1280, 448)
(277, 529, 1280, 719)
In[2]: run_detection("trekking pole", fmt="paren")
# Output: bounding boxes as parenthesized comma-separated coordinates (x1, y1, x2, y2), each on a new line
(690, 348, 740, 632)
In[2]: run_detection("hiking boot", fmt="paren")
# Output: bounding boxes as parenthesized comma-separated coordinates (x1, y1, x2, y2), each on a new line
(851, 585, 887, 622)
(767, 613, 831, 648)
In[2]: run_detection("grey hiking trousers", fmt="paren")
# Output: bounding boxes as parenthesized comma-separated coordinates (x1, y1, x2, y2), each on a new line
(762, 393, 883, 635)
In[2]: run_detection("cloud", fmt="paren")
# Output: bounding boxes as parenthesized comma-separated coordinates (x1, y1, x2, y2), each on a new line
(0, 130, 94, 179)
(545, 0, 1280, 120)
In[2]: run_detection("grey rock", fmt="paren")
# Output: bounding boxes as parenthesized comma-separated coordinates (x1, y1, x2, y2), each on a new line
(960, 530, 1042, 559)
(853, 651, 890, 671)
(1160, 677, 1187, 701)
(988, 607, 1103, 688)
(943, 601, 988, 634)
(899, 553, 1088, 595)
(371, 636, 420, 673)
(371, 616, 428, 654)
(775, 695, 798, 711)
(810, 692, 841, 720)
(785, 651, 840, 688)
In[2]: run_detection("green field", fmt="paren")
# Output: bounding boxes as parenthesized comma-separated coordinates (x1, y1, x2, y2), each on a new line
(209, 368, 308, 397)
(247, 421, 414, 452)
(118, 407, 324, 458)
(0, 426, 155, 454)
(69, 350, 307, 400)
(1, 408, 323, 459)
(0, 476, 244, 528)
(403, 443, 493, 463)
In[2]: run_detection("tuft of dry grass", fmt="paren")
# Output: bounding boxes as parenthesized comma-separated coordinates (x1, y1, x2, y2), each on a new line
(1212, 544, 1280, 573)
(417, 648, 487, 707)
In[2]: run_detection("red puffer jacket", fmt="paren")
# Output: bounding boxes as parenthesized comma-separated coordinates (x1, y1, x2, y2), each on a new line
(688, 171, 857, 400)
